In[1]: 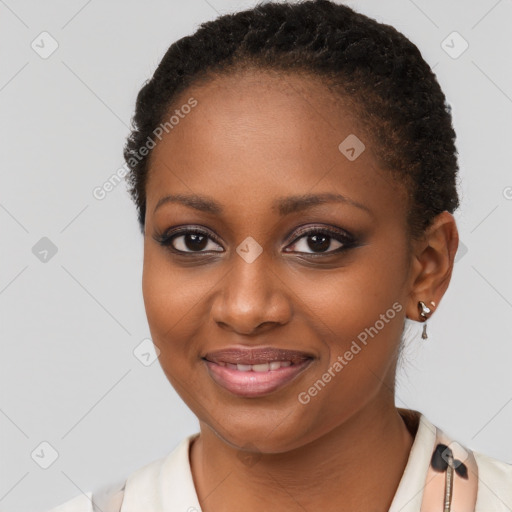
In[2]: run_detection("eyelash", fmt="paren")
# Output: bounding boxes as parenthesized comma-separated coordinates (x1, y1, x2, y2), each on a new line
(153, 225, 357, 257)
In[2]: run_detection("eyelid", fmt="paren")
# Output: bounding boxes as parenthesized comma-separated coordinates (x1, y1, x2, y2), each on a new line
(287, 224, 355, 244)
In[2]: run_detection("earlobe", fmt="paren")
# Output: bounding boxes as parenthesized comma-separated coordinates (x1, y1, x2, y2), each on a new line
(405, 211, 459, 323)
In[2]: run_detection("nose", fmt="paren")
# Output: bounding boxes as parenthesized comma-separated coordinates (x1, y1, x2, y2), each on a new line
(211, 251, 292, 335)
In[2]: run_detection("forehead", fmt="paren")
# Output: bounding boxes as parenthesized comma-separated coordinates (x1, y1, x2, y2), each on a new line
(148, 68, 367, 157)
(145, 68, 404, 221)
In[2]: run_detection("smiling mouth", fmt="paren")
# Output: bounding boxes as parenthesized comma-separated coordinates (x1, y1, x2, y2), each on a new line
(202, 346, 314, 397)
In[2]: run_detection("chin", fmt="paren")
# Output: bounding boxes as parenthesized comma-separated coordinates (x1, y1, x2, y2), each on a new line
(203, 411, 314, 454)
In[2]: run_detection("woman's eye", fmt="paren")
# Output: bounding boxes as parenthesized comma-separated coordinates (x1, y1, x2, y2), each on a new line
(285, 229, 353, 255)
(157, 229, 223, 253)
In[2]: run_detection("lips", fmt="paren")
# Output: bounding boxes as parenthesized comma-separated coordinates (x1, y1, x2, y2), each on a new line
(202, 346, 314, 397)
(203, 346, 313, 366)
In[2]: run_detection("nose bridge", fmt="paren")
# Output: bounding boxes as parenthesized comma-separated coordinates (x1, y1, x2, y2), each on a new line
(212, 245, 291, 333)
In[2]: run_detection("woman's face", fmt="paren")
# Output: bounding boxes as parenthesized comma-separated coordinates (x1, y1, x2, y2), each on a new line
(142, 69, 416, 452)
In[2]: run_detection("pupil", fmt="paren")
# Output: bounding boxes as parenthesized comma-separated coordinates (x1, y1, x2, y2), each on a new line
(308, 233, 329, 252)
(186, 233, 207, 251)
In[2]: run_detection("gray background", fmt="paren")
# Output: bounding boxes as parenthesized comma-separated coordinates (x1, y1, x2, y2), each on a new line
(1, 0, 511, 510)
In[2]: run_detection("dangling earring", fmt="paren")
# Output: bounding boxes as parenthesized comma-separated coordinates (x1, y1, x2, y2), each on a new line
(418, 300, 436, 339)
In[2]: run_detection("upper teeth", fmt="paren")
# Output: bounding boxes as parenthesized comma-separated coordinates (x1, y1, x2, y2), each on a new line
(218, 361, 293, 371)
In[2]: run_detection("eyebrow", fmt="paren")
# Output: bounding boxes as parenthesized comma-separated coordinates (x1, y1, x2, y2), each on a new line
(153, 192, 372, 216)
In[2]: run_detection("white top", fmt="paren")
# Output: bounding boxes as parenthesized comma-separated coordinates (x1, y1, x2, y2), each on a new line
(47, 413, 512, 512)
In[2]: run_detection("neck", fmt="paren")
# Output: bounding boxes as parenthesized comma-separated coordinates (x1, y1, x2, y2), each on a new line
(189, 398, 415, 512)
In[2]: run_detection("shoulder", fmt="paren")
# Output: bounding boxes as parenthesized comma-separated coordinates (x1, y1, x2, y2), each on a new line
(473, 450, 512, 509)
(44, 477, 127, 512)
(45, 434, 197, 512)
(45, 492, 93, 512)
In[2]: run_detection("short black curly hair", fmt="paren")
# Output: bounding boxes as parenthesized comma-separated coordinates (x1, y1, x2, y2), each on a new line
(123, 0, 459, 239)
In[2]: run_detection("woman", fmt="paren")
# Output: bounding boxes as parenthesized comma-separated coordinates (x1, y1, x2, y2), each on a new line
(48, 0, 511, 510)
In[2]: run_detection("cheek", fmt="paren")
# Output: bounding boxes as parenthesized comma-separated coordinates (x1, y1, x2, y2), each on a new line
(293, 285, 404, 436)
(301, 276, 404, 382)
(142, 247, 201, 330)
(141, 246, 224, 386)
(296, 243, 407, 335)
(295, 242, 408, 388)
(142, 249, 196, 357)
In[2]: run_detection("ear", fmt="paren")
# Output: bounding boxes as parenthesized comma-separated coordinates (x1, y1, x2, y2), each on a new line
(405, 211, 459, 322)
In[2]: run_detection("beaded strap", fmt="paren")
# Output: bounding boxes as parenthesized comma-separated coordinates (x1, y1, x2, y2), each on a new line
(420, 427, 479, 511)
